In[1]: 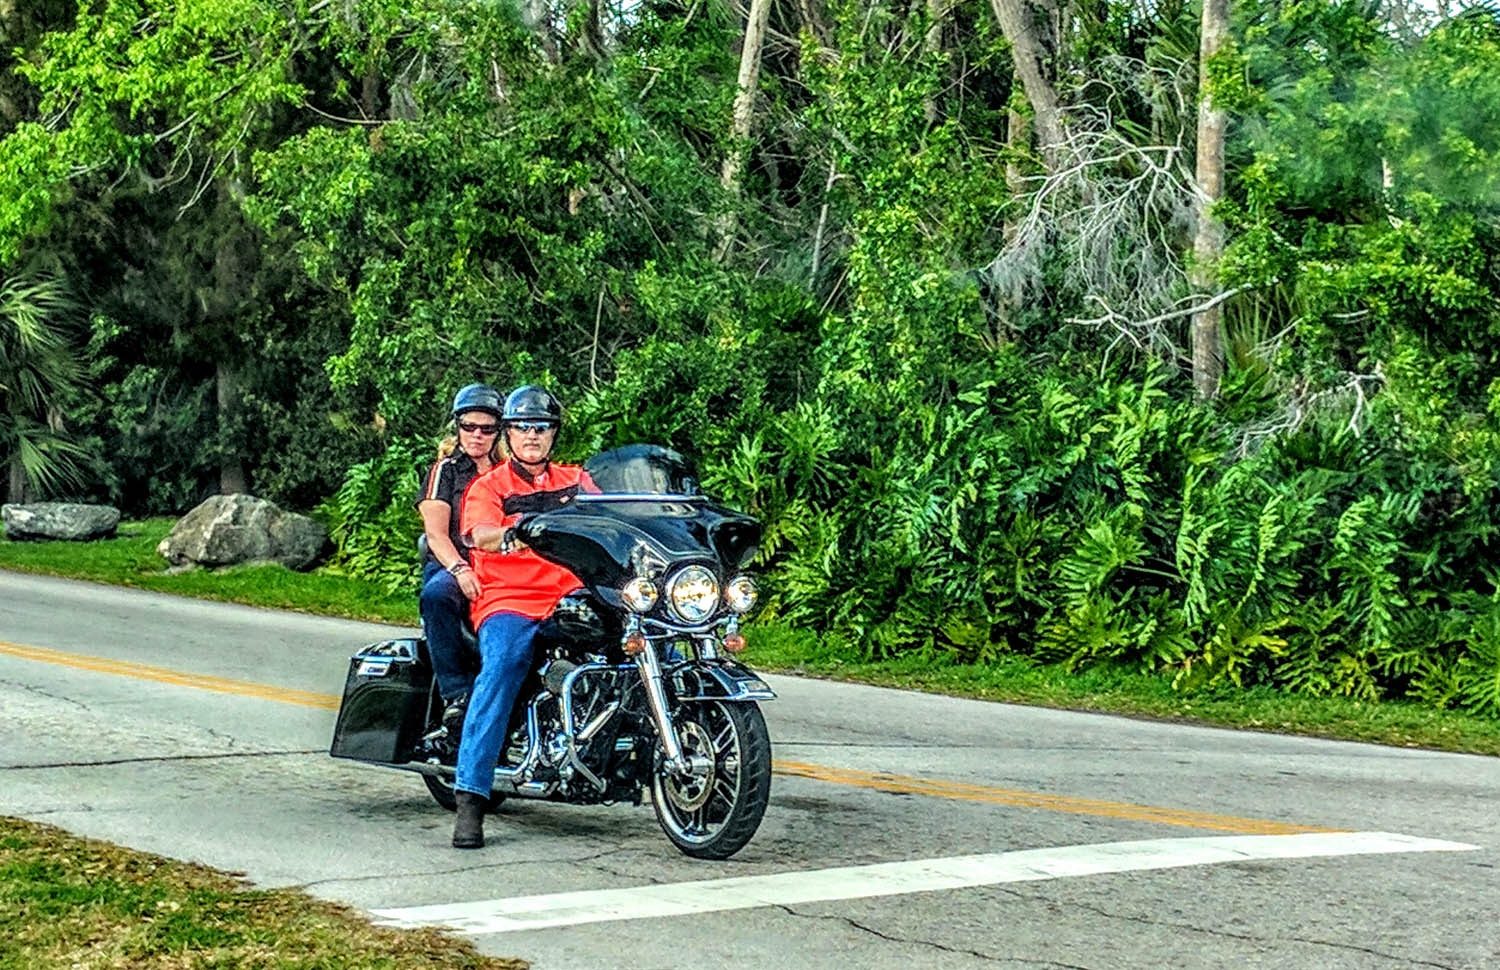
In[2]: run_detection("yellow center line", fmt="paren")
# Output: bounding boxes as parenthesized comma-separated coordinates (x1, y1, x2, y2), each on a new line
(0, 639, 339, 710)
(0, 639, 1335, 835)
(774, 761, 1336, 835)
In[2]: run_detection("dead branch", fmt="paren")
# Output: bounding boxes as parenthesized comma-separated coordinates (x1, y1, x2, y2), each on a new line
(810, 155, 840, 282)
(983, 54, 1215, 358)
(1234, 367, 1386, 457)
(1067, 285, 1248, 331)
(589, 286, 604, 389)
(304, 102, 383, 126)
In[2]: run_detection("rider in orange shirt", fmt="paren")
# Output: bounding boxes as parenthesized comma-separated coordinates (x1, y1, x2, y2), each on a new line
(451, 384, 596, 849)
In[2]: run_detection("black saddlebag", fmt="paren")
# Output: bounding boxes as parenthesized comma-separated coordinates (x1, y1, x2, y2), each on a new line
(329, 638, 432, 765)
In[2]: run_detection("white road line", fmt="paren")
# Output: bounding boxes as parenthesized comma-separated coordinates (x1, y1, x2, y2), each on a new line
(370, 831, 1477, 934)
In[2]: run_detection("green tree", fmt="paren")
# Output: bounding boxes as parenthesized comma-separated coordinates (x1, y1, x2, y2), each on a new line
(0, 0, 322, 501)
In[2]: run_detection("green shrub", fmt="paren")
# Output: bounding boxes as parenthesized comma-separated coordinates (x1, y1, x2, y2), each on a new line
(320, 439, 425, 594)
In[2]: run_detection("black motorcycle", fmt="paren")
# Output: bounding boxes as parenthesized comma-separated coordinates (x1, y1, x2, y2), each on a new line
(330, 445, 775, 859)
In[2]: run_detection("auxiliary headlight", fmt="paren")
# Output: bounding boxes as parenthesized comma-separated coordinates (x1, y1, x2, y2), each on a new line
(620, 577, 660, 613)
(724, 575, 758, 613)
(666, 565, 719, 623)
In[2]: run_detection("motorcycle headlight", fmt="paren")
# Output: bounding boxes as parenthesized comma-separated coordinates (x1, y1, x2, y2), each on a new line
(724, 575, 758, 613)
(666, 565, 719, 623)
(620, 577, 659, 613)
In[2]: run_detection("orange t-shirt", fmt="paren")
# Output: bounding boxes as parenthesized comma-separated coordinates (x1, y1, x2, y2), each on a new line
(460, 459, 595, 625)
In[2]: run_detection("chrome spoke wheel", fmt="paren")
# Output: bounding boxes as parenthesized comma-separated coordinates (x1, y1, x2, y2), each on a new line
(650, 700, 772, 860)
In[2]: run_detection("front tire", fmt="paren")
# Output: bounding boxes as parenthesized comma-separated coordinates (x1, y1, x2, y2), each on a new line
(651, 701, 772, 860)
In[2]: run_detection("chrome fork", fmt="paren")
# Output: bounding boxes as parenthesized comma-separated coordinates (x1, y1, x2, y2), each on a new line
(634, 638, 690, 773)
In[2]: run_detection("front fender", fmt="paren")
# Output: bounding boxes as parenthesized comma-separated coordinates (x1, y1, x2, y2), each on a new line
(667, 658, 776, 702)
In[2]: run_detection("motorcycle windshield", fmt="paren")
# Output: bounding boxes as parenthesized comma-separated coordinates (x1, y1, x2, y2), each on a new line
(516, 445, 762, 591)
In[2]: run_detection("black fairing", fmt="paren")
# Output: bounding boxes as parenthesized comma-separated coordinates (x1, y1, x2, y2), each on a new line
(516, 446, 761, 592)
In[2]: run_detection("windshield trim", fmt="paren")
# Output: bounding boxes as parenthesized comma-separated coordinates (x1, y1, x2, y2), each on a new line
(575, 493, 709, 504)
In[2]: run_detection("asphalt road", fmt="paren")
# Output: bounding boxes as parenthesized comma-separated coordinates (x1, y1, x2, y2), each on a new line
(2, 569, 1498, 970)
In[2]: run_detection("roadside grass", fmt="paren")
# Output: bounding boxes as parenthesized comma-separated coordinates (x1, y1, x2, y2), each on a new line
(3, 522, 1499, 756)
(0, 519, 419, 626)
(0, 816, 524, 970)
(742, 620, 1500, 758)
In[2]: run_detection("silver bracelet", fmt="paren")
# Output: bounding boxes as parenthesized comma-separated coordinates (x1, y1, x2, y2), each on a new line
(447, 561, 471, 577)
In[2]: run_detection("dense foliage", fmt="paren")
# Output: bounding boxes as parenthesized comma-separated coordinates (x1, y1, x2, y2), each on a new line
(0, 0, 1495, 712)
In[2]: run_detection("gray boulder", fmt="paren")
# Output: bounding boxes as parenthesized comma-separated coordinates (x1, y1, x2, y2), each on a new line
(2, 502, 121, 541)
(157, 494, 328, 571)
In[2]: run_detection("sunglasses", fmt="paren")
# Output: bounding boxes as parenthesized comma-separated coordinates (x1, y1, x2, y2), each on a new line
(508, 421, 557, 435)
(457, 421, 500, 435)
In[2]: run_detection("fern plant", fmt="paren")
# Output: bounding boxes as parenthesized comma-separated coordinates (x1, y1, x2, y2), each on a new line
(320, 438, 424, 594)
(1455, 594, 1500, 716)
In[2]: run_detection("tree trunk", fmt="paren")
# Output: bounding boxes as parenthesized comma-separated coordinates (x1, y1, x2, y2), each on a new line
(986, 0, 1064, 172)
(7, 455, 24, 504)
(810, 156, 838, 283)
(715, 0, 773, 259)
(216, 360, 247, 495)
(1004, 101, 1030, 239)
(579, 0, 605, 58)
(986, 96, 1032, 344)
(795, 0, 830, 47)
(360, 68, 382, 120)
(0, 0, 24, 125)
(1190, 0, 1229, 400)
(923, 0, 950, 124)
(522, 0, 560, 63)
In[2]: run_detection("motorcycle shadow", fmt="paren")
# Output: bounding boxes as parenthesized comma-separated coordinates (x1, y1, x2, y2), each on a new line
(487, 798, 660, 842)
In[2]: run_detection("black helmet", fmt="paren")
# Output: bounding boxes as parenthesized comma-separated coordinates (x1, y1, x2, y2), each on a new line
(451, 383, 503, 421)
(502, 384, 562, 425)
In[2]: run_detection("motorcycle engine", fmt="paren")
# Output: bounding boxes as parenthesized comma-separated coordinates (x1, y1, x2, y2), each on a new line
(534, 655, 626, 798)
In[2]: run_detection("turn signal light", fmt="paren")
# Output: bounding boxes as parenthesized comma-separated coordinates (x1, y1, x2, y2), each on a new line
(723, 632, 747, 653)
(623, 632, 648, 656)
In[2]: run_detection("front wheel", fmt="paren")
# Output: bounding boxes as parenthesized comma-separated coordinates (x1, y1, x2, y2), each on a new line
(650, 701, 772, 860)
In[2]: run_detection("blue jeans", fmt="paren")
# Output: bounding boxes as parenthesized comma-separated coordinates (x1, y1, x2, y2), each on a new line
(455, 611, 543, 799)
(419, 560, 476, 702)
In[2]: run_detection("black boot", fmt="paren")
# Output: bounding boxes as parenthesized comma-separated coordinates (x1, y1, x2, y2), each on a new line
(452, 790, 486, 849)
(421, 694, 471, 762)
(441, 692, 470, 734)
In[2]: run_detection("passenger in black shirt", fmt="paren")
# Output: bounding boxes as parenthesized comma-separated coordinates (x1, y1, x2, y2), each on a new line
(416, 384, 503, 720)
